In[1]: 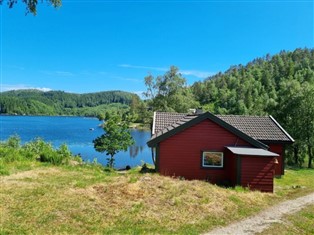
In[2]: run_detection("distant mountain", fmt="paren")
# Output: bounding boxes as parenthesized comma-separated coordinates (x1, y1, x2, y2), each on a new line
(0, 90, 137, 116)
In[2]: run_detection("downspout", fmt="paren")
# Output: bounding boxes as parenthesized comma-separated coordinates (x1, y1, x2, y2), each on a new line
(151, 111, 157, 168)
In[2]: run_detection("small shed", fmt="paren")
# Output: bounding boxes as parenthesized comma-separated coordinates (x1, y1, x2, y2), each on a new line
(147, 111, 294, 192)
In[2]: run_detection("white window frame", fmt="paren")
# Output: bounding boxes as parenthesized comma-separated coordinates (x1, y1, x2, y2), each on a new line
(202, 151, 224, 168)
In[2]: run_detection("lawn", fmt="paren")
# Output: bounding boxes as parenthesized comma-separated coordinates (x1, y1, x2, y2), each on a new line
(274, 167, 314, 199)
(1, 162, 313, 234)
(258, 204, 314, 235)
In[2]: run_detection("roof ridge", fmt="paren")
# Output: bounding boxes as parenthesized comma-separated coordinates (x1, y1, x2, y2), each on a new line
(217, 114, 269, 118)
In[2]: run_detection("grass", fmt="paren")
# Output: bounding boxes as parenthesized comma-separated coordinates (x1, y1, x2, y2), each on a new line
(274, 167, 314, 199)
(1, 162, 313, 234)
(258, 205, 314, 235)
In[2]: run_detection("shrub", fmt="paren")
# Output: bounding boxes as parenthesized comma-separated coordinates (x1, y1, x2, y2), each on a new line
(6, 135, 21, 149)
(1, 136, 76, 166)
(39, 144, 71, 165)
(22, 138, 52, 159)
(40, 150, 63, 165)
(57, 144, 72, 164)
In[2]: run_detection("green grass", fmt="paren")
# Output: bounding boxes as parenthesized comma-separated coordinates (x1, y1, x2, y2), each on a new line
(1, 159, 313, 234)
(274, 167, 314, 199)
(258, 205, 314, 235)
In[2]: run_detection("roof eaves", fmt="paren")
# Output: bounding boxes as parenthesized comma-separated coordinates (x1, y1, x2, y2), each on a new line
(269, 115, 295, 143)
(151, 111, 157, 135)
(147, 115, 195, 147)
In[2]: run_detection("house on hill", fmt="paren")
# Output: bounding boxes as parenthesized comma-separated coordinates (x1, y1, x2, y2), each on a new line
(147, 111, 294, 192)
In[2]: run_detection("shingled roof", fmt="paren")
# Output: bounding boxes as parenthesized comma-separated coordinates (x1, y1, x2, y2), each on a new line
(217, 115, 294, 143)
(149, 111, 294, 147)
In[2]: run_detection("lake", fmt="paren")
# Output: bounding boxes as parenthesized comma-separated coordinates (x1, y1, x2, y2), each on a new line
(0, 116, 153, 168)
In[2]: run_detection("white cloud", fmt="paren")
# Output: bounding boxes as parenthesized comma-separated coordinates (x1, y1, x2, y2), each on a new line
(1, 84, 52, 92)
(118, 64, 215, 79)
(116, 76, 142, 83)
(180, 70, 215, 79)
(55, 71, 74, 76)
(118, 64, 167, 72)
(40, 70, 74, 77)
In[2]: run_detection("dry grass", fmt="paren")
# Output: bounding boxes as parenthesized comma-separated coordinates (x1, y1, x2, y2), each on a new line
(1, 165, 313, 234)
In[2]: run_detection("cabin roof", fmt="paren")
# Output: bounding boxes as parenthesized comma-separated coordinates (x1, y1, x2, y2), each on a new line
(148, 111, 294, 147)
(217, 115, 294, 143)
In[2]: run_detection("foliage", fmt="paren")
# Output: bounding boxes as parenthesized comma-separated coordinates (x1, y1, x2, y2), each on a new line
(0, 136, 76, 173)
(0, 90, 135, 117)
(144, 66, 199, 112)
(93, 113, 135, 168)
(192, 48, 313, 114)
(277, 84, 314, 168)
(0, 0, 61, 15)
(39, 143, 72, 165)
(129, 96, 152, 124)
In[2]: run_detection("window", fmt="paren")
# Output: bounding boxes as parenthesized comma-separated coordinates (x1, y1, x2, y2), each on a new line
(202, 151, 224, 168)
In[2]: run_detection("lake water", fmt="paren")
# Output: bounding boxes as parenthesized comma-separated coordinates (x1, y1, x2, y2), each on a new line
(0, 116, 153, 168)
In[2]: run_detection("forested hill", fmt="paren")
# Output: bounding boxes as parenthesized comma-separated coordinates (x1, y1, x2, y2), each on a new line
(0, 90, 136, 116)
(192, 48, 314, 116)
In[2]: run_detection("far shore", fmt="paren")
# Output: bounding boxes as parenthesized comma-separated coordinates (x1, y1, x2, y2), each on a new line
(0, 114, 98, 119)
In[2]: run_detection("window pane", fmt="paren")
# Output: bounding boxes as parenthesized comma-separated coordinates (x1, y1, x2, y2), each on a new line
(203, 152, 223, 167)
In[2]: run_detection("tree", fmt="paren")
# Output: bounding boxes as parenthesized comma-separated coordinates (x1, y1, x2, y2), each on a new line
(294, 86, 314, 168)
(93, 113, 134, 168)
(276, 81, 314, 168)
(0, 0, 61, 15)
(144, 66, 199, 112)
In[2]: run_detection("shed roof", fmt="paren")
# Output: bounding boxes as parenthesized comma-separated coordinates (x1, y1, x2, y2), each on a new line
(226, 147, 279, 157)
(150, 111, 294, 145)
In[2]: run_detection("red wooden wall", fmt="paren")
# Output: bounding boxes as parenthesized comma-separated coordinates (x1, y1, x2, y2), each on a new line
(240, 156, 275, 192)
(268, 144, 284, 176)
(158, 119, 250, 184)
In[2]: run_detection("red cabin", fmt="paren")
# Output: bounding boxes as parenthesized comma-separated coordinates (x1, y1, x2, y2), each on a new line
(147, 111, 294, 192)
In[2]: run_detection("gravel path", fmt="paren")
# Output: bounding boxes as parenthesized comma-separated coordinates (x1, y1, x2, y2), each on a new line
(205, 192, 314, 235)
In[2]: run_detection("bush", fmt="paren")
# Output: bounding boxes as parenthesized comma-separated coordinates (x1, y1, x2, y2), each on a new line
(39, 143, 71, 165)
(6, 135, 21, 149)
(40, 150, 63, 165)
(22, 138, 51, 160)
(0, 136, 74, 166)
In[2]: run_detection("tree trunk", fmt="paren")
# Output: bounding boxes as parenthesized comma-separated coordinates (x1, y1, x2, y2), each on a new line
(109, 154, 115, 168)
(308, 145, 313, 169)
(294, 145, 299, 166)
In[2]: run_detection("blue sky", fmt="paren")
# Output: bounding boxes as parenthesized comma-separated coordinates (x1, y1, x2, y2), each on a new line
(1, 0, 313, 95)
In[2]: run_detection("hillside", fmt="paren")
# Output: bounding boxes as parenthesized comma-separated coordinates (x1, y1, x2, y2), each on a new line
(0, 90, 136, 116)
(191, 48, 314, 116)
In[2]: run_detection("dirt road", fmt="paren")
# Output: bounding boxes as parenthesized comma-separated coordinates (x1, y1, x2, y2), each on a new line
(205, 192, 314, 235)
